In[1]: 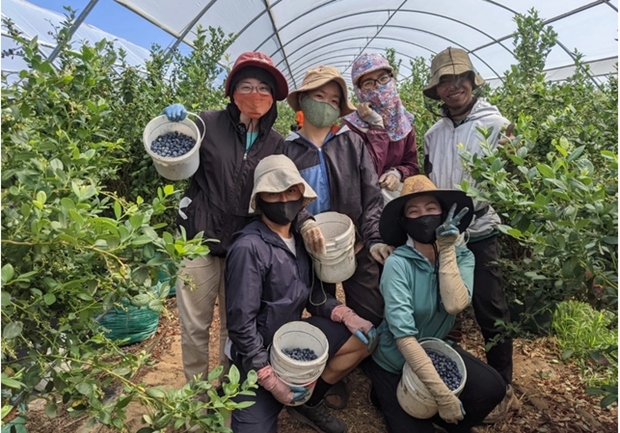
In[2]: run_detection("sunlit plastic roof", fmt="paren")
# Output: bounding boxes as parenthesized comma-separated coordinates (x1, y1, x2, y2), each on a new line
(115, 0, 618, 88)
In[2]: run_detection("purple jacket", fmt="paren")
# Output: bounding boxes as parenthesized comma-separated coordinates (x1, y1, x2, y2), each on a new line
(225, 218, 340, 373)
(343, 121, 420, 179)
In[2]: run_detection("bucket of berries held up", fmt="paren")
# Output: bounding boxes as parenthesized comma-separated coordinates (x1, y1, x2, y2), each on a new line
(270, 321, 330, 406)
(396, 337, 467, 419)
(143, 113, 205, 180)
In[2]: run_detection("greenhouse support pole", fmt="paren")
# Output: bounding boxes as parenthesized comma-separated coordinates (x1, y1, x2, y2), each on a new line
(47, 0, 100, 63)
(163, 0, 218, 58)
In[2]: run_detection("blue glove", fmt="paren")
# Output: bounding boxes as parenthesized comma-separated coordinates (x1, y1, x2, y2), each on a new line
(291, 385, 313, 403)
(162, 103, 187, 122)
(354, 328, 378, 352)
(436, 203, 469, 242)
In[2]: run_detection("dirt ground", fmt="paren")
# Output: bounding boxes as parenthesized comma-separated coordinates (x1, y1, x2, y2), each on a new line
(25, 295, 618, 433)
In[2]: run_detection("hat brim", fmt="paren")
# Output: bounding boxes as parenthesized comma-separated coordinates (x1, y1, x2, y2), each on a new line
(226, 60, 289, 101)
(352, 65, 394, 87)
(380, 190, 474, 247)
(423, 66, 485, 100)
(249, 170, 317, 213)
(287, 77, 356, 116)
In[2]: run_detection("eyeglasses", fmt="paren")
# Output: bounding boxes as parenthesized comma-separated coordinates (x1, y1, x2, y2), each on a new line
(360, 73, 393, 90)
(437, 72, 472, 89)
(236, 83, 272, 95)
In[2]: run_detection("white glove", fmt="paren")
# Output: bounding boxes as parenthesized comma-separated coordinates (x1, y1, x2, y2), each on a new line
(357, 102, 383, 127)
(300, 220, 326, 255)
(369, 243, 394, 265)
(379, 170, 401, 191)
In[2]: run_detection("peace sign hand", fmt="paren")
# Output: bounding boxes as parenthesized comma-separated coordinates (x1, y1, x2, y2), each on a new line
(436, 203, 469, 249)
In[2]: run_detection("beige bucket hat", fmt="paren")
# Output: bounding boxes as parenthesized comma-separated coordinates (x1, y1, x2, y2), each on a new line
(249, 155, 317, 213)
(287, 65, 357, 115)
(423, 47, 485, 100)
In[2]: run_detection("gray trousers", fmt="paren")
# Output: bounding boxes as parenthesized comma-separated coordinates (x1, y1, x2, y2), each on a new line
(175, 254, 229, 382)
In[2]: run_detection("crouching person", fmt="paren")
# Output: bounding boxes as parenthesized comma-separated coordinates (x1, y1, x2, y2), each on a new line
(225, 155, 375, 433)
(365, 175, 506, 433)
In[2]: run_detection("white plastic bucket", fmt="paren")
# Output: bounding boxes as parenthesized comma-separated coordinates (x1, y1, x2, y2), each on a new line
(396, 338, 467, 419)
(270, 321, 329, 406)
(143, 113, 205, 181)
(308, 212, 356, 283)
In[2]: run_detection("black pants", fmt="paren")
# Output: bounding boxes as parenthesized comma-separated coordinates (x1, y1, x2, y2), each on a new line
(467, 235, 513, 384)
(364, 346, 506, 433)
(322, 245, 383, 326)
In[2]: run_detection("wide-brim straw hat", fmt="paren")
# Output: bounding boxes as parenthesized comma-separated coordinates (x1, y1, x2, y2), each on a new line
(423, 47, 485, 100)
(287, 65, 357, 116)
(380, 175, 474, 247)
(249, 155, 317, 213)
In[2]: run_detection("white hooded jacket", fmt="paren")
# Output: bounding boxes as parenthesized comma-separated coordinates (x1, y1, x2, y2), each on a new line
(423, 98, 510, 239)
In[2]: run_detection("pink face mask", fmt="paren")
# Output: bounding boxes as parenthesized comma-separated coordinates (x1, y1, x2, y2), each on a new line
(233, 92, 274, 119)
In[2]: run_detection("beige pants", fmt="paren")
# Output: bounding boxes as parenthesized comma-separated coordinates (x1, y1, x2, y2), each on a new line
(176, 254, 229, 382)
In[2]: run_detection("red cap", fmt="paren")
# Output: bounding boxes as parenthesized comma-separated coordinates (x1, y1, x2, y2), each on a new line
(225, 52, 289, 101)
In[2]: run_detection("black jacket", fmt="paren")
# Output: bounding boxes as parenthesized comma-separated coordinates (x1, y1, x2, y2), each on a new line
(282, 128, 384, 249)
(176, 103, 284, 256)
(225, 218, 340, 373)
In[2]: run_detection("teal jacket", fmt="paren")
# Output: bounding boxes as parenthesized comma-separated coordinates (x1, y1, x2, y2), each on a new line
(372, 243, 475, 374)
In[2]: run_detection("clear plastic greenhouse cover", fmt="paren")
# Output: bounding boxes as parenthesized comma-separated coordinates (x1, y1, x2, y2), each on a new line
(113, 0, 618, 88)
(2, 0, 617, 88)
(1, 0, 151, 74)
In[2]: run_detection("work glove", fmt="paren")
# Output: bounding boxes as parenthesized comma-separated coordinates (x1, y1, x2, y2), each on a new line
(379, 170, 401, 191)
(435, 203, 471, 314)
(357, 102, 384, 128)
(331, 305, 378, 352)
(301, 219, 326, 256)
(397, 336, 465, 424)
(257, 365, 311, 405)
(369, 242, 394, 265)
(435, 203, 469, 251)
(162, 103, 187, 122)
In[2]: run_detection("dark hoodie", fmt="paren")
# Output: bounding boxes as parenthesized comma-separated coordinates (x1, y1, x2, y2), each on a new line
(225, 218, 340, 373)
(176, 101, 284, 256)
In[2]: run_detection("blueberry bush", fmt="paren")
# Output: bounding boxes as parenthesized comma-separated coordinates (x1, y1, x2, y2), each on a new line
(1, 11, 257, 433)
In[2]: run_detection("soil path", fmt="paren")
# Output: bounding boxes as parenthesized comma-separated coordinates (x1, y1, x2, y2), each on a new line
(25, 297, 617, 433)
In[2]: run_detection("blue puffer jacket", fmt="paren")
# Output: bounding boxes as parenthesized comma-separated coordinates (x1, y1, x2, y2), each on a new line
(225, 218, 340, 373)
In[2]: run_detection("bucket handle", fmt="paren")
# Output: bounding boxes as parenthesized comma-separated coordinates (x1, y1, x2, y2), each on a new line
(155, 112, 206, 168)
(186, 111, 206, 143)
(308, 262, 328, 307)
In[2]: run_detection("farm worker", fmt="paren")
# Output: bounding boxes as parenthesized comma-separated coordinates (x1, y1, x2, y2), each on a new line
(365, 175, 507, 433)
(162, 52, 324, 383)
(283, 65, 392, 328)
(422, 47, 518, 422)
(225, 155, 375, 433)
(343, 53, 420, 205)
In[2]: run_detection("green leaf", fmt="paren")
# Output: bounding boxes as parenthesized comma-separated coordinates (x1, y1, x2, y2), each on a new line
(163, 185, 175, 196)
(76, 292, 94, 301)
(131, 294, 150, 307)
(227, 364, 240, 385)
(113, 201, 122, 220)
(45, 401, 58, 418)
(116, 395, 133, 409)
(1, 291, 11, 308)
(3, 321, 23, 339)
(136, 428, 155, 433)
(129, 214, 144, 229)
(36, 190, 47, 205)
(145, 388, 166, 399)
(208, 365, 224, 382)
(113, 367, 132, 377)
(536, 164, 555, 178)
(43, 292, 57, 306)
(234, 401, 255, 409)
(1, 374, 24, 389)
(601, 394, 618, 408)
(1, 264, 15, 284)
(567, 145, 585, 162)
(76, 382, 93, 397)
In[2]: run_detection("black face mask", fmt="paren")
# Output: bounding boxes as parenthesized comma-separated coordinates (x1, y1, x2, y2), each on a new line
(257, 197, 304, 225)
(401, 214, 443, 244)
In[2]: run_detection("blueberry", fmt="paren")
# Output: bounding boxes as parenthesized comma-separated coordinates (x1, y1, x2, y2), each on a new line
(150, 131, 196, 158)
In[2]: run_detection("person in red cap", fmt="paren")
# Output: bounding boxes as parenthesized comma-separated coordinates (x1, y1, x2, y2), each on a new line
(160, 52, 294, 384)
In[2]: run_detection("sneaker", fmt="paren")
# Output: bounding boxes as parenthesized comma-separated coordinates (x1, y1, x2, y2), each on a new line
(288, 401, 348, 433)
(482, 384, 520, 424)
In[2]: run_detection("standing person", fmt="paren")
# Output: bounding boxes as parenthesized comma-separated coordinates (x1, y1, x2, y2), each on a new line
(343, 53, 420, 204)
(365, 175, 506, 433)
(283, 65, 392, 328)
(226, 155, 375, 433)
(422, 47, 517, 422)
(161, 52, 290, 383)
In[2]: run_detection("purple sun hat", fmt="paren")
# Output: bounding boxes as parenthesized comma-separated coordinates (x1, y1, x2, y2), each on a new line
(351, 53, 394, 87)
